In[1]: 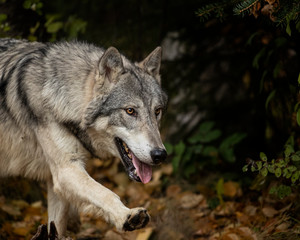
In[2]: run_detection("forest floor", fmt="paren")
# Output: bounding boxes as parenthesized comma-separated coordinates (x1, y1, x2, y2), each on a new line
(0, 158, 299, 240)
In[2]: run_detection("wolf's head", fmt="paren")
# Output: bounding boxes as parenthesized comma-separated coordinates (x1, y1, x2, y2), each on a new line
(83, 47, 168, 184)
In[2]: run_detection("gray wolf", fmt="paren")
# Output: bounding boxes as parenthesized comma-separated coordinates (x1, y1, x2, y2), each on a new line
(0, 38, 167, 237)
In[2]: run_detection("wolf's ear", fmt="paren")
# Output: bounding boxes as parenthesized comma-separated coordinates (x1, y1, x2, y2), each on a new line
(140, 47, 162, 84)
(99, 47, 124, 83)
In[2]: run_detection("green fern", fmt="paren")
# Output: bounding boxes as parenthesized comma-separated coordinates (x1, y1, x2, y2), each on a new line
(274, 1, 300, 26)
(196, 1, 228, 22)
(196, 0, 300, 33)
(233, 0, 259, 16)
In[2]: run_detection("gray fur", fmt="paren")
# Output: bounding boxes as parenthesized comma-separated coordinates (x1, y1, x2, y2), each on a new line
(0, 39, 167, 236)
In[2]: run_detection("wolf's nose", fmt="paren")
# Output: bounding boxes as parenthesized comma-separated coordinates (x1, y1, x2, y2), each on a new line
(150, 149, 167, 164)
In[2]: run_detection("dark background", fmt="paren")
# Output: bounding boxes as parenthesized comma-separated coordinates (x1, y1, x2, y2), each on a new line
(1, 0, 299, 186)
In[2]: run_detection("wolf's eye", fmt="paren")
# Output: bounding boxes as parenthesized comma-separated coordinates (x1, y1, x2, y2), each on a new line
(125, 108, 136, 116)
(155, 108, 161, 117)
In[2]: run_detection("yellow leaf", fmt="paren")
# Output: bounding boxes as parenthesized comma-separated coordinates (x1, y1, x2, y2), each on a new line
(136, 227, 153, 240)
(223, 181, 241, 198)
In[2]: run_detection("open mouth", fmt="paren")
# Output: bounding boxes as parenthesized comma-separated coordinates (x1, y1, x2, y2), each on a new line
(115, 137, 152, 184)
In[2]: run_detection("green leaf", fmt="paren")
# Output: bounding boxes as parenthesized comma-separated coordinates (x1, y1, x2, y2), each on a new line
(65, 16, 87, 39)
(261, 167, 268, 177)
(184, 164, 197, 178)
(267, 164, 275, 174)
(199, 121, 215, 132)
(257, 161, 262, 170)
(285, 135, 295, 147)
(174, 141, 185, 157)
(164, 142, 174, 155)
(189, 129, 221, 144)
(275, 168, 282, 178)
(283, 168, 289, 177)
(260, 152, 268, 162)
(23, 0, 32, 9)
(269, 186, 277, 195)
(259, 70, 268, 93)
(242, 165, 248, 172)
(193, 144, 203, 154)
(46, 22, 63, 33)
(286, 171, 292, 179)
(172, 155, 181, 173)
(202, 146, 218, 157)
(284, 144, 295, 158)
(286, 22, 292, 36)
(219, 133, 247, 163)
(273, 62, 281, 78)
(291, 151, 300, 161)
(296, 109, 300, 127)
(246, 32, 260, 46)
(296, 21, 300, 33)
(188, 121, 221, 144)
(287, 165, 297, 172)
(265, 90, 276, 110)
(172, 141, 186, 173)
(0, 13, 7, 23)
(277, 185, 291, 199)
(253, 47, 266, 69)
(181, 147, 193, 165)
(216, 178, 224, 205)
(291, 171, 299, 183)
(298, 73, 300, 85)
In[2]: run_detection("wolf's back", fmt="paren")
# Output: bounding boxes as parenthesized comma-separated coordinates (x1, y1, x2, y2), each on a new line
(0, 38, 28, 53)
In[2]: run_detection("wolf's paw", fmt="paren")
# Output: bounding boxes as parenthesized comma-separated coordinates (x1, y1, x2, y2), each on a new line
(123, 208, 150, 231)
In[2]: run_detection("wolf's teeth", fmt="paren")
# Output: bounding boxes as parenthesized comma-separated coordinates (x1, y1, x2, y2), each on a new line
(134, 169, 137, 175)
(128, 153, 132, 159)
(122, 142, 129, 153)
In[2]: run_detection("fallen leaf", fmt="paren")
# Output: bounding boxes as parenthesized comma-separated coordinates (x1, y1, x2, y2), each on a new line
(113, 172, 130, 188)
(209, 232, 221, 240)
(262, 207, 278, 218)
(12, 222, 29, 237)
(160, 163, 173, 175)
(103, 230, 124, 240)
(244, 205, 257, 216)
(222, 233, 239, 240)
(223, 181, 241, 198)
(237, 226, 257, 239)
(136, 227, 153, 240)
(179, 192, 204, 209)
(1, 204, 21, 216)
(156, 226, 185, 240)
(24, 206, 42, 216)
(126, 182, 150, 207)
(31, 201, 42, 208)
(144, 170, 162, 194)
(263, 217, 279, 234)
(166, 184, 182, 198)
(11, 200, 29, 210)
(214, 201, 236, 217)
(236, 211, 249, 224)
(275, 222, 290, 232)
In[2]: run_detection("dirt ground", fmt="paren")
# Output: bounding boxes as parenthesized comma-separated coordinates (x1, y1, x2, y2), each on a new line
(0, 158, 299, 240)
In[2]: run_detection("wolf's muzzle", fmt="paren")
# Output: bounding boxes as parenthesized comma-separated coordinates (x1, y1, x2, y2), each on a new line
(150, 149, 167, 164)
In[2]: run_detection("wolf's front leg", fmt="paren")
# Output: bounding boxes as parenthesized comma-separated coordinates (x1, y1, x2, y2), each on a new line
(36, 124, 149, 236)
(47, 180, 69, 235)
(49, 163, 149, 233)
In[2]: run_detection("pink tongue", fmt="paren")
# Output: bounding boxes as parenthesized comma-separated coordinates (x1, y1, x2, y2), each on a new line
(132, 155, 152, 184)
